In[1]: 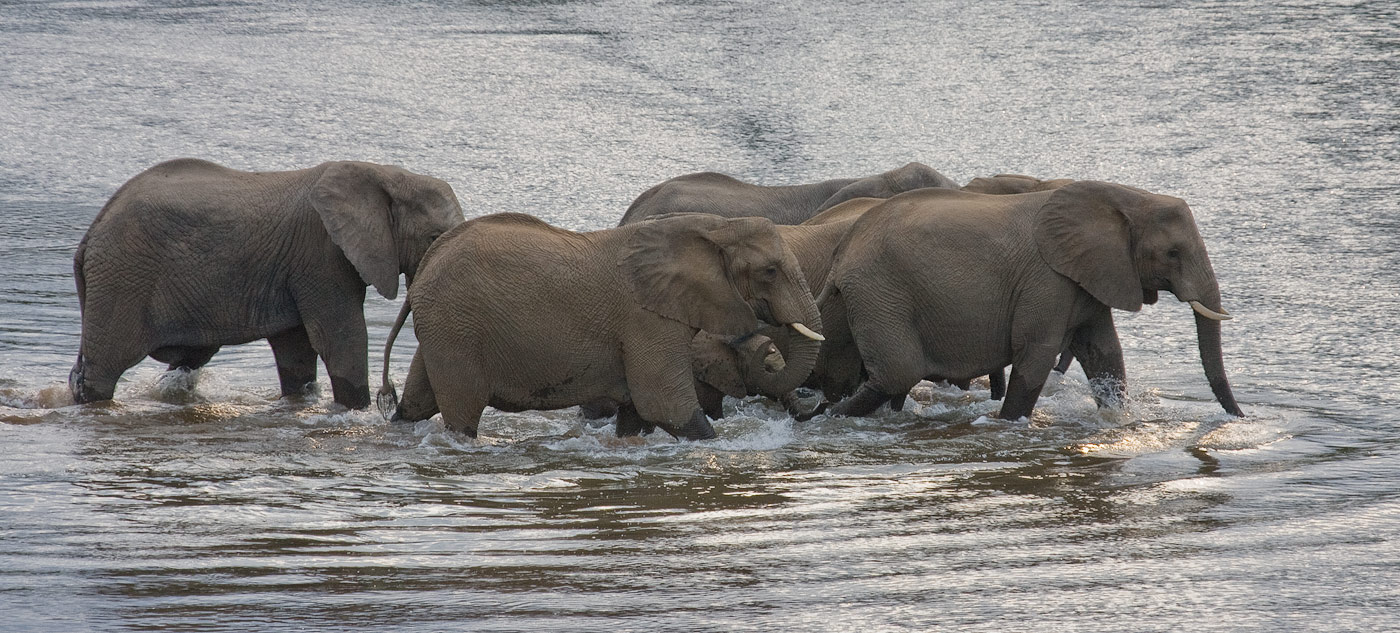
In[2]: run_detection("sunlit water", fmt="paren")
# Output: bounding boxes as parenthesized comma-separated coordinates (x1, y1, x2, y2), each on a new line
(2, 1, 1398, 631)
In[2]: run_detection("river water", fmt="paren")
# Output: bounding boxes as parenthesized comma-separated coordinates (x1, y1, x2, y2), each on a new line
(2, 1, 1398, 631)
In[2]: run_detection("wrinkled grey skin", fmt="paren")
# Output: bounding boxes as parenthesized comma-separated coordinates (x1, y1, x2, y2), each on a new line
(696, 181, 1081, 411)
(483, 330, 784, 423)
(69, 158, 463, 409)
(379, 213, 822, 440)
(810, 181, 1243, 421)
(961, 173, 1075, 195)
(618, 162, 960, 226)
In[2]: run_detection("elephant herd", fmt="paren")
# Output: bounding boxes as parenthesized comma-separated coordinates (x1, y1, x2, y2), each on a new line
(69, 158, 1244, 441)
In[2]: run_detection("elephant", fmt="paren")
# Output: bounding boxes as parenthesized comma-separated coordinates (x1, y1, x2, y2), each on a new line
(617, 162, 960, 226)
(587, 197, 884, 422)
(684, 176, 1078, 403)
(805, 181, 1244, 421)
(680, 186, 1060, 410)
(69, 157, 464, 409)
(961, 173, 1075, 195)
(377, 212, 824, 439)
(394, 328, 787, 424)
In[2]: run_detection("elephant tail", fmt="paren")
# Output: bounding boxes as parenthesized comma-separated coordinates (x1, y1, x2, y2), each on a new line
(73, 233, 89, 311)
(376, 297, 413, 420)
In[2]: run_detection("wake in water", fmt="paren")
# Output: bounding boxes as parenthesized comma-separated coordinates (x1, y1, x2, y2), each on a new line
(1, 361, 1290, 470)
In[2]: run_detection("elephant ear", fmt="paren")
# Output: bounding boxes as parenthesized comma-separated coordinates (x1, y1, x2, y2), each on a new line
(1033, 181, 1144, 312)
(622, 215, 759, 335)
(312, 162, 401, 300)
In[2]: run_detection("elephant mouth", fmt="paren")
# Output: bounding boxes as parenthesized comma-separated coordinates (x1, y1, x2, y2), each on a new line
(751, 299, 825, 342)
(752, 298, 777, 325)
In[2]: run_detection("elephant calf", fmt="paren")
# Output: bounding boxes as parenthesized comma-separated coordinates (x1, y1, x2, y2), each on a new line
(380, 212, 824, 439)
(70, 158, 464, 408)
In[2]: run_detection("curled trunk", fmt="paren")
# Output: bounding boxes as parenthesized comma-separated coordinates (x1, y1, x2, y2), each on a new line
(748, 285, 824, 399)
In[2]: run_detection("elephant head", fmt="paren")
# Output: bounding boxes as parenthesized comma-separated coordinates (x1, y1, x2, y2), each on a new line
(813, 162, 960, 213)
(623, 214, 824, 384)
(962, 174, 1074, 194)
(311, 161, 464, 300)
(691, 331, 785, 397)
(1033, 180, 1243, 416)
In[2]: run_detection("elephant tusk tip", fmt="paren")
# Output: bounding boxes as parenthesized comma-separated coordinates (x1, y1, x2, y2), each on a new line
(1190, 300, 1233, 321)
(790, 322, 825, 341)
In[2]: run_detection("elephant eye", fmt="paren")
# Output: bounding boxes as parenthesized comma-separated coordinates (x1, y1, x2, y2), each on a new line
(762, 265, 780, 280)
(1167, 248, 1181, 260)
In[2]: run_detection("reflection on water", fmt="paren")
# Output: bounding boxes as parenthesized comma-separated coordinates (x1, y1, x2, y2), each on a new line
(2, 0, 1399, 631)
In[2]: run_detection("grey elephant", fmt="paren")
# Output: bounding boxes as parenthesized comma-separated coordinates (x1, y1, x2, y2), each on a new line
(672, 182, 1077, 411)
(69, 158, 464, 409)
(805, 178, 1082, 398)
(378, 212, 824, 439)
(806, 181, 1243, 420)
(961, 173, 1075, 195)
(618, 162, 960, 226)
(396, 328, 787, 424)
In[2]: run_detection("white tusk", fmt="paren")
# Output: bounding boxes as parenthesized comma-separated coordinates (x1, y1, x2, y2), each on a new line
(790, 322, 825, 341)
(1190, 300, 1233, 321)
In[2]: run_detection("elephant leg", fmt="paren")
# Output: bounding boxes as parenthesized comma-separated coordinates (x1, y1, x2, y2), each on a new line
(887, 388, 912, 412)
(422, 351, 488, 437)
(70, 334, 150, 404)
(826, 382, 895, 417)
(70, 352, 120, 404)
(579, 397, 619, 420)
(696, 382, 726, 420)
(150, 345, 220, 372)
(998, 346, 1058, 420)
(839, 303, 922, 417)
(393, 350, 440, 422)
(303, 311, 371, 410)
(615, 402, 657, 437)
(622, 320, 716, 440)
(988, 367, 1007, 400)
(1067, 311, 1127, 408)
(268, 325, 318, 397)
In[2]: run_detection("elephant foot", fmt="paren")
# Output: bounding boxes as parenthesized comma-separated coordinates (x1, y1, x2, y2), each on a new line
(826, 383, 893, 418)
(69, 355, 114, 405)
(793, 400, 829, 422)
(888, 390, 909, 412)
(989, 368, 1007, 401)
(677, 409, 716, 441)
(330, 376, 371, 410)
(279, 372, 319, 398)
(697, 386, 725, 420)
(579, 398, 619, 420)
(615, 403, 656, 437)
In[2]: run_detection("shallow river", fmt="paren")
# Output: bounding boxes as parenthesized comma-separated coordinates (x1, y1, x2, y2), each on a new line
(2, 1, 1399, 631)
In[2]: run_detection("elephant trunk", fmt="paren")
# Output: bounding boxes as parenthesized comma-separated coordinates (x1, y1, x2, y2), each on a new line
(749, 286, 824, 399)
(1193, 289, 1244, 417)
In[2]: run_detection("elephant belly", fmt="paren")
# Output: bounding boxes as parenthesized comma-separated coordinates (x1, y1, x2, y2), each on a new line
(483, 339, 628, 412)
(916, 320, 1013, 382)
